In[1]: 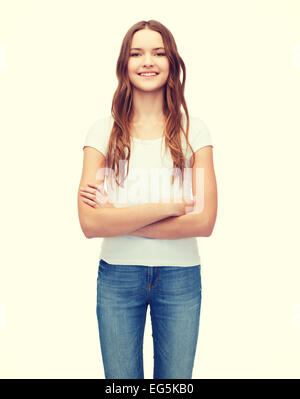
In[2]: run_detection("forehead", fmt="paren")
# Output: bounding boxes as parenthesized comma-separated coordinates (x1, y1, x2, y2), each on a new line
(131, 29, 164, 48)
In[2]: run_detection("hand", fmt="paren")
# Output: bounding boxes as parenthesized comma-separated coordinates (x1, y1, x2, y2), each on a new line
(79, 183, 115, 209)
(183, 197, 196, 214)
(170, 196, 196, 216)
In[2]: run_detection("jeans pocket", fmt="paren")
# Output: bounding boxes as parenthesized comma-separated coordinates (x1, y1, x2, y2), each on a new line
(97, 259, 106, 279)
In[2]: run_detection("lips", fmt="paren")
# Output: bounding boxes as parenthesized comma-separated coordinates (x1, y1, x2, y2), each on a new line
(138, 72, 159, 75)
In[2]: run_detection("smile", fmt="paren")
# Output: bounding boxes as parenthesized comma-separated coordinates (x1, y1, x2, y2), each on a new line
(138, 73, 159, 78)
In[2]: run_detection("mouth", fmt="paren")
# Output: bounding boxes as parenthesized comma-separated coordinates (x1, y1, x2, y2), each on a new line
(137, 72, 159, 78)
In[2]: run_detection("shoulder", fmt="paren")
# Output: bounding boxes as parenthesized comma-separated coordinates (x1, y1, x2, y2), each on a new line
(187, 115, 213, 148)
(86, 115, 113, 136)
(82, 115, 113, 156)
(189, 116, 210, 135)
(180, 115, 213, 165)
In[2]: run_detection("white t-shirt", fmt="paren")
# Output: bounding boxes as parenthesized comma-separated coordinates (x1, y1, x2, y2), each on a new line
(82, 114, 213, 266)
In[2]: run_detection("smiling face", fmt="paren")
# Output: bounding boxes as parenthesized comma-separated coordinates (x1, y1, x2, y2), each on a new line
(127, 29, 169, 92)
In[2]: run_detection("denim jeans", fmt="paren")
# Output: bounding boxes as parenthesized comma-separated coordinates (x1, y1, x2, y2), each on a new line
(96, 259, 202, 379)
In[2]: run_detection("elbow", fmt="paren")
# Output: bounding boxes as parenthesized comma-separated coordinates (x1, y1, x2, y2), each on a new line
(194, 212, 215, 237)
(205, 217, 216, 237)
(78, 203, 105, 238)
(83, 220, 108, 239)
(81, 224, 94, 239)
(79, 219, 97, 239)
(84, 230, 93, 239)
(83, 223, 100, 239)
(78, 210, 116, 239)
(205, 225, 213, 237)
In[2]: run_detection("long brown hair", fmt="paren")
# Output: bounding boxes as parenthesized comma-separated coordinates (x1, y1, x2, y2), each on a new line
(105, 20, 196, 189)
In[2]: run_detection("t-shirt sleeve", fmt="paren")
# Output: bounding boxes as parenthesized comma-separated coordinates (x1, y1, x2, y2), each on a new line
(82, 117, 110, 157)
(189, 117, 214, 153)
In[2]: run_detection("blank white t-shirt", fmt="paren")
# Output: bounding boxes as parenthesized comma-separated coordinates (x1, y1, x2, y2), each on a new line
(82, 113, 213, 266)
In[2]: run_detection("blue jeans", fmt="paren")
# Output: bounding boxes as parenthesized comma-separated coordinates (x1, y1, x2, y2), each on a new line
(96, 259, 202, 379)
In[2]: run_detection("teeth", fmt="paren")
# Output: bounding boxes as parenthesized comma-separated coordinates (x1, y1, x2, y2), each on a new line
(140, 73, 157, 76)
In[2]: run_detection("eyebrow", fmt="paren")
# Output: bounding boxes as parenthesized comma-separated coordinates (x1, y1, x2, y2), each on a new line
(130, 47, 165, 51)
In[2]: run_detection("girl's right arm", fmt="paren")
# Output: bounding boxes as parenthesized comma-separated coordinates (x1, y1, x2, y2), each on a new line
(78, 147, 184, 238)
(83, 202, 182, 238)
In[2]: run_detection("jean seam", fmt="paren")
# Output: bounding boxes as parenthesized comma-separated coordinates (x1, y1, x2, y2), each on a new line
(150, 267, 160, 288)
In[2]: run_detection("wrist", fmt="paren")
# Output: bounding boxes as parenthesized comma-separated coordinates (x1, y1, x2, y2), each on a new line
(163, 200, 185, 217)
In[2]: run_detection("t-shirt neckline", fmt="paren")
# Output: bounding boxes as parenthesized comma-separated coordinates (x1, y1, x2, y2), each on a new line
(131, 136, 164, 143)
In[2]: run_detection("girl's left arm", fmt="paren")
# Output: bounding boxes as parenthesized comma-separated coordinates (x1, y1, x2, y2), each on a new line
(130, 145, 218, 239)
(129, 211, 210, 239)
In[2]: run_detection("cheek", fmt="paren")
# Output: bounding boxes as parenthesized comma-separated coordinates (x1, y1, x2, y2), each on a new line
(128, 56, 139, 65)
(128, 69, 137, 80)
(127, 64, 133, 74)
(160, 60, 169, 73)
(127, 60, 136, 73)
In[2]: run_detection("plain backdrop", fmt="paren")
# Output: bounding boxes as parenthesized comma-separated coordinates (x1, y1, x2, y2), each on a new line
(0, 0, 300, 378)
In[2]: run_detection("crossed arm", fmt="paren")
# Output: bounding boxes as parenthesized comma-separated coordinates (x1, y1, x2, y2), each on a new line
(79, 146, 217, 239)
(128, 211, 210, 239)
(118, 145, 217, 239)
(130, 146, 218, 239)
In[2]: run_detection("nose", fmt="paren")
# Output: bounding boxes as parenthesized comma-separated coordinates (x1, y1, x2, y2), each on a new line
(143, 53, 154, 67)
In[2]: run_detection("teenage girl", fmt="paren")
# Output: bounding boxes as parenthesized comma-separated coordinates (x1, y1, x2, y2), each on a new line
(78, 20, 218, 379)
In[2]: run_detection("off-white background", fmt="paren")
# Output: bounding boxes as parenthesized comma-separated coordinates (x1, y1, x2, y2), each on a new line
(0, 0, 299, 379)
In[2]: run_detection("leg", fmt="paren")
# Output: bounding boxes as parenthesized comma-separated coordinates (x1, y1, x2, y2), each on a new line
(96, 259, 148, 379)
(150, 265, 202, 379)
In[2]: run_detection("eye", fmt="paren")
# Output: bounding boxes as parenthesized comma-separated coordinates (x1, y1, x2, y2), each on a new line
(130, 53, 166, 57)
